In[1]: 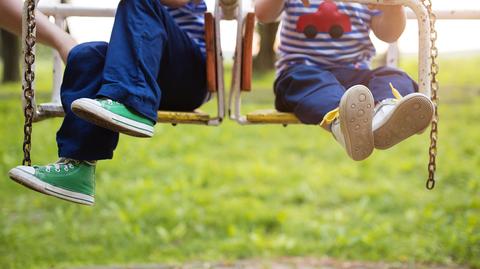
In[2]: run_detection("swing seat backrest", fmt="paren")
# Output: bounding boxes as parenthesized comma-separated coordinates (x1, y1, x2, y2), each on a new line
(233, 12, 301, 125)
(156, 12, 222, 125)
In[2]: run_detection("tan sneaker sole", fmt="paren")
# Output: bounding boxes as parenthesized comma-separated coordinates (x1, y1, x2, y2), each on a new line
(374, 93, 434, 150)
(339, 85, 375, 161)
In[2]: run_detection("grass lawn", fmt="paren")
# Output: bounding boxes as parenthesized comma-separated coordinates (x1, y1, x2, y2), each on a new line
(0, 51, 479, 269)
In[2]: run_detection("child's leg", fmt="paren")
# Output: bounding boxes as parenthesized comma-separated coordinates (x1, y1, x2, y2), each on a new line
(367, 66, 434, 149)
(330, 66, 417, 102)
(8, 42, 108, 206)
(274, 65, 344, 124)
(337, 66, 433, 149)
(97, 0, 207, 121)
(274, 65, 375, 161)
(8, 0, 208, 205)
(71, 0, 207, 137)
(366, 66, 417, 101)
(57, 41, 119, 161)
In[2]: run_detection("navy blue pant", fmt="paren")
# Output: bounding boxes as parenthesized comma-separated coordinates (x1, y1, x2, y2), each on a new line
(274, 65, 418, 124)
(57, 0, 207, 160)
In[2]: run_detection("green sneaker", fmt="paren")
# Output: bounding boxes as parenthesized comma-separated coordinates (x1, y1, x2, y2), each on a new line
(71, 98, 155, 137)
(9, 158, 95, 206)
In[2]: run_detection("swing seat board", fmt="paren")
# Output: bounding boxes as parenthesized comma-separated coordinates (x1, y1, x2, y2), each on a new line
(37, 103, 65, 119)
(246, 109, 301, 124)
(36, 103, 211, 124)
(157, 110, 210, 124)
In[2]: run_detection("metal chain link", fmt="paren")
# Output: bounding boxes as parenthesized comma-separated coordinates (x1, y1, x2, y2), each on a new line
(422, 0, 439, 190)
(22, 0, 37, 166)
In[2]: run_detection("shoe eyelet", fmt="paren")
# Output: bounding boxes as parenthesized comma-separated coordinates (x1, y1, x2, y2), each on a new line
(55, 168, 61, 172)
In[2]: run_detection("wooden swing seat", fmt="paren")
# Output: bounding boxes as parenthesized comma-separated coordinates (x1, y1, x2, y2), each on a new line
(234, 13, 302, 125)
(37, 103, 211, 124)
(245, 109, 300, 124)
(157, 110, 210, 124)
(31, 11, 223, 126)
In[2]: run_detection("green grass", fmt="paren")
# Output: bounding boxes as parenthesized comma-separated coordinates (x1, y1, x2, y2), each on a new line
(1, 52, 480, 269)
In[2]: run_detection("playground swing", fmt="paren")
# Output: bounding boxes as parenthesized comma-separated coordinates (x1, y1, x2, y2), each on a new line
(19, 0, 232, 165)
(18, 0, 439, 189)
(228, 0, 439, 189)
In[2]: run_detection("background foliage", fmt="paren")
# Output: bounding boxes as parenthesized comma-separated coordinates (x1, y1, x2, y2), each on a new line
(0, 48, 479, 269)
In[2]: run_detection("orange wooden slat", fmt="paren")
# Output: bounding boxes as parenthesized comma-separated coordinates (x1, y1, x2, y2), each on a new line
(204, 12, 217, 93)
(241, 12, 255, 92)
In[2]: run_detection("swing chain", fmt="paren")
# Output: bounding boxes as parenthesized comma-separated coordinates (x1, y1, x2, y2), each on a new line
(422, 0, 439, 190)
(22, 0, 37, 166)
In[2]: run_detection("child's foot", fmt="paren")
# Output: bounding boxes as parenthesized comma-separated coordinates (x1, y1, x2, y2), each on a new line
(9, 158, 96, 206)
(331, 85, 375, 161)
(71, 98, 155, 138)
(373, 93, 434, 150)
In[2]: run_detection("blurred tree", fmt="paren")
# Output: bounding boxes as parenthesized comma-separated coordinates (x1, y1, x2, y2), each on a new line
(253, 21, 280, 72)
(0, 29, 21, 82)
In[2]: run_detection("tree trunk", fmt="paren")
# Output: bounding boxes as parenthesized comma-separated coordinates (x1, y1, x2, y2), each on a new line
(253, 21, 280, 72)
(1, 29, 21, 82)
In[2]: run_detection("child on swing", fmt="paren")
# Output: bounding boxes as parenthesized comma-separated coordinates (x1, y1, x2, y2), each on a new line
(9, 0, 209, 205)
(255, 0, 434, 161)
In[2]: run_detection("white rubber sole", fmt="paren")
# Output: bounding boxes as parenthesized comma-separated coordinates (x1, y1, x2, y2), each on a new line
(339, 85, 375, 161)
(373, 93, 434, 150)
(71, 98, 154, 138)
(9, 166, 94, 206)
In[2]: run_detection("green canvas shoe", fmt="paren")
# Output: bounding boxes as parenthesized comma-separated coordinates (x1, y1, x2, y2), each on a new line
(9, 158, 95, 206)
(71, 98, 155, 138)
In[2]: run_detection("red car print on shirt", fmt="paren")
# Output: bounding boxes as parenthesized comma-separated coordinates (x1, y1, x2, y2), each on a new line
(296, 0, 352, 39)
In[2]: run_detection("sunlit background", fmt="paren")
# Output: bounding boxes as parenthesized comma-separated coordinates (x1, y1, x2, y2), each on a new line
(2, 1, 480, 268)
(39, 0, 480, 56)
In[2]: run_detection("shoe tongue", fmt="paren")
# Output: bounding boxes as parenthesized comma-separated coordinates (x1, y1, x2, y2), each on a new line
(372, 99, 396, 131)
(374, 99, 397, 114)
(330, 120, 346, 149)
(56, 158, 79, 165)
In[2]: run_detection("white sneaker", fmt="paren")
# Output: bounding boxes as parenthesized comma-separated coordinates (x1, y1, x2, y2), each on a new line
(373, 93, 434, 149)
(331, 85, 375, 161)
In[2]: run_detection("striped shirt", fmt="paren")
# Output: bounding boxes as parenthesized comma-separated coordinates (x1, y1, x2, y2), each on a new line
(167, 1, 207, 54)
(277, 0, 380, 74)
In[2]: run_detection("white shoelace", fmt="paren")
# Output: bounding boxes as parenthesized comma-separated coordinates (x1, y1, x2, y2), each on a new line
(44, 158, 78, 173)
(105, 99, 120, 105)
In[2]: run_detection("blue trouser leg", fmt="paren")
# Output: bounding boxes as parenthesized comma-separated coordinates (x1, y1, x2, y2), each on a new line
(57, 42, 118, 160)
(330, 66, 417, 102)
(274, 65, 345, 124)
(274, 65, 417, 125)
(57, 0, 207, 160)
(98, 0, 207, 120)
